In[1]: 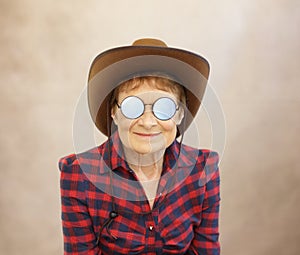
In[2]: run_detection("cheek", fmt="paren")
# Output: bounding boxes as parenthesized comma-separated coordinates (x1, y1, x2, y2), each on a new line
(113, 111, 132, 128)
(115, 118, 135, 144)
(160, 121, 177, 141)
(119, 120, 132, 130)
(112, 113, 133, 139)
(161, 120, 177, 131)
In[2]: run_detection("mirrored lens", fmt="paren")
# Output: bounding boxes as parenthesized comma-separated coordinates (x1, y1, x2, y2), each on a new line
(120, 96, 144, 119)
(153, 97, 177, 120)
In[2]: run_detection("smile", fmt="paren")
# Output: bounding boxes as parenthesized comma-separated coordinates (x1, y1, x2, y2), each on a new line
(133, 132, 161, 137)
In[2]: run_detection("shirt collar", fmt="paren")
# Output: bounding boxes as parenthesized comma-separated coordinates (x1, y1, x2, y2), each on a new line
(108, 131, 129, 171)
(98, 131, 197, 175)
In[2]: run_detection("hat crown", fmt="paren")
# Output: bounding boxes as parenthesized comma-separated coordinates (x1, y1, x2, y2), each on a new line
(132, 38, 167, 47)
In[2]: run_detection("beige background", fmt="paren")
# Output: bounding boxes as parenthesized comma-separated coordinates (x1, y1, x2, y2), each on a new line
(1, 0, 300, 254)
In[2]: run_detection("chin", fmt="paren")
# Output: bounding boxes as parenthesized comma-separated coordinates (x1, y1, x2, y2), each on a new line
(132, 142, 166, 155)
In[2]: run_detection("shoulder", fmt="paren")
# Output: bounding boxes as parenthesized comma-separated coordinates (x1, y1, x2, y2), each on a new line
(200, 149, 219, 169)
(179, 143, 219, 166)
(179, 144, 220, 184)
(198, 149, 220, 188)
(58, 142, 107, 174)
(58, 153, 78, 173)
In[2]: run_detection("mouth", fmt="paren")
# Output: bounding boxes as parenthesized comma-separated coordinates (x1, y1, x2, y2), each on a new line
(133, 132, 161, 137)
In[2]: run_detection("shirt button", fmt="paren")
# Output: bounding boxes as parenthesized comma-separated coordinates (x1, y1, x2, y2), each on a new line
(149, 225, 154, 231)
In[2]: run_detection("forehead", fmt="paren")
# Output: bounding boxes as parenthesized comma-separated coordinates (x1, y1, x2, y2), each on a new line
(118, 87, 177, 104)
(116, 76, 182, 99)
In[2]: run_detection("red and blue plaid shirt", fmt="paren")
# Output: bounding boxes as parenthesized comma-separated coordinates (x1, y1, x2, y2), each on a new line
(59, 132, 220, 255)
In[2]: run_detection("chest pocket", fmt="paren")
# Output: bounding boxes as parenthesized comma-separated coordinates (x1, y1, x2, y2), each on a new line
(159, 214, 195, 254)
(100, 213, 146, 254)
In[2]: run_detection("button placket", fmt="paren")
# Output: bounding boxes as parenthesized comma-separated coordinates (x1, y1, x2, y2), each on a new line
(145, 214, 155, 235)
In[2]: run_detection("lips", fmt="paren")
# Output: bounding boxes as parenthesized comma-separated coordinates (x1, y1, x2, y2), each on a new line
(133, 132, 161, 137)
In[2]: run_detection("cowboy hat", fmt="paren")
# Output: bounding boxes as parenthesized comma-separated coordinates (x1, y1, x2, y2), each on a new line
(87, 38, 210, 136)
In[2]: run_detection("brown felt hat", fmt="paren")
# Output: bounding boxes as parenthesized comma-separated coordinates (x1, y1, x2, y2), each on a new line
(87, 38, 210, 136)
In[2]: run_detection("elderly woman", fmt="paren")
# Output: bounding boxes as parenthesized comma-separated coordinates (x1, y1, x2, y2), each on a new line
(59, 38, 220, 255)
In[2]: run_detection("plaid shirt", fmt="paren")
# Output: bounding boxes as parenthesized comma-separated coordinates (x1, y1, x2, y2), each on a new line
(59, 132, 220, 255)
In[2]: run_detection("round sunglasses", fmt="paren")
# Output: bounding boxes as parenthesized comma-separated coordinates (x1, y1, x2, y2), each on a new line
(116, 96, 179, 121)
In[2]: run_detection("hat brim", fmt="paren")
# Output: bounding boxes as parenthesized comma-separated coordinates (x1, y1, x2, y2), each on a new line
(87, 45, 210, 137)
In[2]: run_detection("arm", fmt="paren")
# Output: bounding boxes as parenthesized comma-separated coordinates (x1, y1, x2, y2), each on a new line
(59, 155, 101, 255)
(187, 151, 221, 255)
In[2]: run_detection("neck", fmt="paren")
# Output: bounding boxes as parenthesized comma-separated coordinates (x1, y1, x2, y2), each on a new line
(123, 147, 165, 181)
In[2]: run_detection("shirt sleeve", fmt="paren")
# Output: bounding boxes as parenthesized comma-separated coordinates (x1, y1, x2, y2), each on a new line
(187, 151, 221, 255)
(59, 155, 101, 255)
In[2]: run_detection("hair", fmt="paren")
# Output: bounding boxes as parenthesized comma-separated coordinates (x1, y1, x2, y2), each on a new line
(110, 76, 187, 111)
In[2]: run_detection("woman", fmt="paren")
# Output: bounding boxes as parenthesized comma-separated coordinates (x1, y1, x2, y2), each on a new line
(59, 38, 220, 255)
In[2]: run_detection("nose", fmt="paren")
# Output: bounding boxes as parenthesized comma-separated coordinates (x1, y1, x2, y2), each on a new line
(137, 107, 157, 128)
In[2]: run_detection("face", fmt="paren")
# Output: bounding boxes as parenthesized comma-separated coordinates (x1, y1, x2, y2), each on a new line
(111, 83, 184, 155)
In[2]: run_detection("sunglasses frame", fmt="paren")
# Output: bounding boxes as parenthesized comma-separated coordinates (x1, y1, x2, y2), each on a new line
(116, 96, 179, 121)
